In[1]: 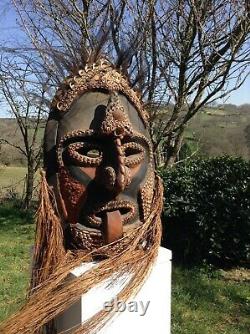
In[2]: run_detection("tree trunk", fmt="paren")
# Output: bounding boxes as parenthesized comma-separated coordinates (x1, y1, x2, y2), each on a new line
(23, 161, 35, 210)
(165, 130, 184, 167)
(154, 144, 165, 169)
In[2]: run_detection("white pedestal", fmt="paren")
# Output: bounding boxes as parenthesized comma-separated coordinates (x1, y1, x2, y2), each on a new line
(55, 247, 172, 334)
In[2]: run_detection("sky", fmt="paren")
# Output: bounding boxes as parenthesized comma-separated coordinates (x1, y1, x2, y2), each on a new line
(0, 1, 249, 118)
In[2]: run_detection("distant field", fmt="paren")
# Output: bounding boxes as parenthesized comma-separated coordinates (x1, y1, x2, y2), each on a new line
(0, 118, 45, 166)
(0, 166, 39, 199)
(0, 166, 27, 197)
(156, 105, 250, 160)
(186, 107, 250, 159)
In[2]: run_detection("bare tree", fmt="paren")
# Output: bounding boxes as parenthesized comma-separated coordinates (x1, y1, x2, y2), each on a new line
(151, 0, 250, 165)
(9, 0, 151, 86)
(4, 0, 250, 168)
(0, 53, 50, 209)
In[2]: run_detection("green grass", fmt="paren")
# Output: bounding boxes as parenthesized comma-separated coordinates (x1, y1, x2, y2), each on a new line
(0, 202, 34, 321)
(0, 202, 249, 333)
(172, 267, 250, 334)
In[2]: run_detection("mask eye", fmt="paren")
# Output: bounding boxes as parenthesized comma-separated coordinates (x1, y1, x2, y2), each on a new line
(123, 142, 144, 167)
(66, 142, 103, 166)
(82, 148, 102, 158)
(87, 149, 101, 158)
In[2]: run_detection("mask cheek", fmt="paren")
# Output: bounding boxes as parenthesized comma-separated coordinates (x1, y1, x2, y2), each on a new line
(58, 167, 87, 224)
(128, 163, 142, 179)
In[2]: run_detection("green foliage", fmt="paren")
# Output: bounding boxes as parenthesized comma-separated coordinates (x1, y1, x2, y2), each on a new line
(160, 156, 250, 267)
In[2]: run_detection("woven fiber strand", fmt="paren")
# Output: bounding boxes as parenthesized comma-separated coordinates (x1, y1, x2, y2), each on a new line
(0, 173, 163, 334)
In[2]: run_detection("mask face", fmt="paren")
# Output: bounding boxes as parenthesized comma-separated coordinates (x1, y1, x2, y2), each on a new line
(53, 91, 155, 249)
(44, 62, 155, 251)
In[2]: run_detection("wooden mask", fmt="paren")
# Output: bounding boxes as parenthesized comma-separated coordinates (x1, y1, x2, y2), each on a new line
(44, 60, 155, 251)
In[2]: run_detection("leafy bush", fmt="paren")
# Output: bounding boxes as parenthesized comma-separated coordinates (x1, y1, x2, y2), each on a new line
(160, 156, 250, 267)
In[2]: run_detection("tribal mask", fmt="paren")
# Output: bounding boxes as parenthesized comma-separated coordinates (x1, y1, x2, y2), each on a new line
(0, 60, 163, 334)
(44, 59, 155, 251)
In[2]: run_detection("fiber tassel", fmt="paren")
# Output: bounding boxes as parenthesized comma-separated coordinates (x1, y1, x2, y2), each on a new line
(30, 170, 66, 292)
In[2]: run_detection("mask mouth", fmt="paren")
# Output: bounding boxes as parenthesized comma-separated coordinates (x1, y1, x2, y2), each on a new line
(85, 200, 136, 228)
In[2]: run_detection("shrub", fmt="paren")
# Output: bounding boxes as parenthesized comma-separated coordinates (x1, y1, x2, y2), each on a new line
(160, 156, 250, 267)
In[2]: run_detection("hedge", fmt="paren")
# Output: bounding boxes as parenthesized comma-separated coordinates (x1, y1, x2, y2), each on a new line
(160, 156, 250, 267)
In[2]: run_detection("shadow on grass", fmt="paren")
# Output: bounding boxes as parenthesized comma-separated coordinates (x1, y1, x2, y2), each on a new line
(173, 267, 219, 307)
(0, 200, 34, 233)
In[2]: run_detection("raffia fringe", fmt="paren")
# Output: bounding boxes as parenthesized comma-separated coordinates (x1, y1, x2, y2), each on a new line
(0, 173, 163, 334)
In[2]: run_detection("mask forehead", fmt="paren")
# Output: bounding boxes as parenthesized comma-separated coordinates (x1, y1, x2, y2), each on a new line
(57, 91, 149, 140)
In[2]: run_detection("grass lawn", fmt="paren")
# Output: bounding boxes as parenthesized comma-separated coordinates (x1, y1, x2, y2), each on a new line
(0, 202, 249, 333)
(172, 267, 250, 334)
(0, 202, 34, 321)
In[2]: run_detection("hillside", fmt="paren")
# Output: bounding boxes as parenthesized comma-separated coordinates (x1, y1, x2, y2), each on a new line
(186, 104, 250, 159)
(0, 119, 45, 166)
(0, 104, 250, 166)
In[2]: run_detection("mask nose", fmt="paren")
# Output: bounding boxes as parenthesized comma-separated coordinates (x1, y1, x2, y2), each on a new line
(101, 165, 131, 193)
(102, 166, 116, 191)
(98, 136, 131, 193)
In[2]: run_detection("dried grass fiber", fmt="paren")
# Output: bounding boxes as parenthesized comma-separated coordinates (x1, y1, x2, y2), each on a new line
(0, 171, 163, 334)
